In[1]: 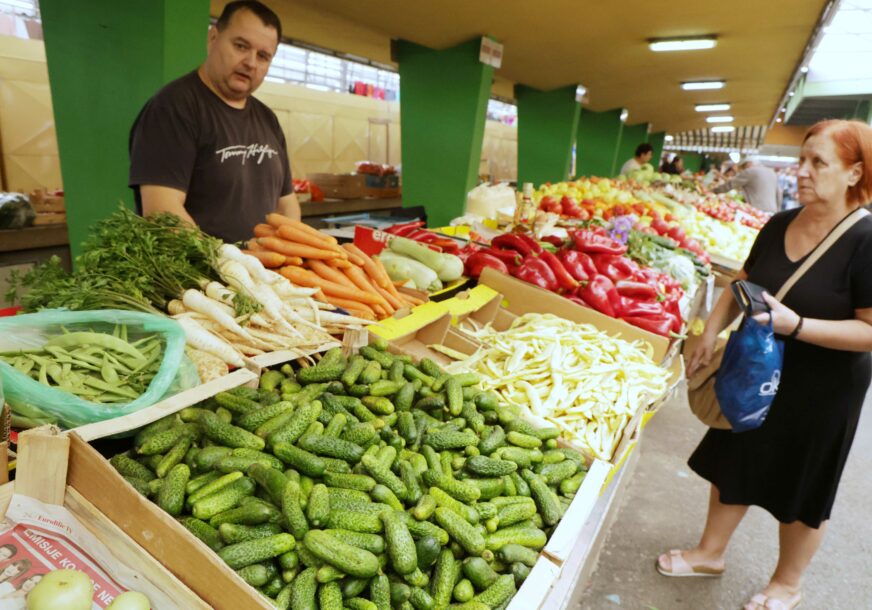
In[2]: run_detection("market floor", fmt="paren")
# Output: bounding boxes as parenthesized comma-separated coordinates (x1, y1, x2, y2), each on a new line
(575, 385, 872, 610)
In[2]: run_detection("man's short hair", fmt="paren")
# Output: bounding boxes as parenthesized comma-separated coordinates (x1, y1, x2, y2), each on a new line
(216, 1, 282, 41)
(635, 143, 654, 157)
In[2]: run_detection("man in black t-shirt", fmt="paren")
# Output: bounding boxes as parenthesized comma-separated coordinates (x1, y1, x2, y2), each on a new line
(129, 1, 299, 243)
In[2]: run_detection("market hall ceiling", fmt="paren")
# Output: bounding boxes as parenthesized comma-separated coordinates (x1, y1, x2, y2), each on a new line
(214, 0, 828, 134)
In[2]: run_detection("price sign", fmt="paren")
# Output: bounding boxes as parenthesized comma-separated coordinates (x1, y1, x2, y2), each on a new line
(479, 37, 503, 69)
(354, 225, 392, 256)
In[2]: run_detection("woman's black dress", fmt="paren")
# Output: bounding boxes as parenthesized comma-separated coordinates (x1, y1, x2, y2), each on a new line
(689, 208, 872, 527)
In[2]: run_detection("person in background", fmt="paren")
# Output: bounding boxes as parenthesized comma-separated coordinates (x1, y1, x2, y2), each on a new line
(662, 155, 684, 175)
(660, 119, 872, 610)
(713, 158, 782, 214)
(129, 0, 300, 243)
(778, 166, 799, 210)
(620, 143, 654, 175)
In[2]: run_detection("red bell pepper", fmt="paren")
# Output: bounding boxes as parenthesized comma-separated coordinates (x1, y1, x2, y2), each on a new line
(512, 257, 558, 292)
(481, 248, 522, 267)
(540, 235, 566, 248)
(615, 280, 657, 300)
(572, 230, 627, 255)
(622, 315, 672, 337)
(539, 251, 578, 292)
(577, 275, 618, 317)
(515, 233, 544, 254)
(560, 196, 584, 218)
(566, 295, 589, 308)
(465, 251, 509, 279)
(617, 296, 664, 317)
(386, 220, 426, 236)
(591, 253, 638, 282)
(556, 250, 589, 282)
(492, 233, 534, 257)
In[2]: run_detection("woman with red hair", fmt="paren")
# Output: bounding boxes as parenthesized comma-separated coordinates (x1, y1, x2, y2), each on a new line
(659, 119, 872, 609)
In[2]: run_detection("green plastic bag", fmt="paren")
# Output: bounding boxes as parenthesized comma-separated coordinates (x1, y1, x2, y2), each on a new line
(0, 309, 198, 429)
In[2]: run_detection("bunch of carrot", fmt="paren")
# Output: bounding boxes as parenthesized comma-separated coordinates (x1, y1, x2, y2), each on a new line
(244, 213, 424, 320)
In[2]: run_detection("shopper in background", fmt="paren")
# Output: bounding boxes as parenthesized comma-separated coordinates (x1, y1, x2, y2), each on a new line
(662, 154, 684, 175)
(713, 158, 782, 214)
(129, 0, 299, 243)
(620, 143, 654, 175)
(778, 166, 799, 210)
(660, 119, 872, 610)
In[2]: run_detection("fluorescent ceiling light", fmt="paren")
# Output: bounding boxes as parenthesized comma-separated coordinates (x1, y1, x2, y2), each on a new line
(620, 109, 629, 122)
(575, 84, 588, 102)
(706, 115, 734, 123)
(682, 80, 725, 90)
(695, 103, 730, 112)
(729, 152, 741, 162)
(800, 66, 809, 73)
(776, 118, 783, 123)
(711, 126, 735, 133)
(649, 36, 717, 52)
(664, 135, 674, 141)
(788, 91, 795, 97)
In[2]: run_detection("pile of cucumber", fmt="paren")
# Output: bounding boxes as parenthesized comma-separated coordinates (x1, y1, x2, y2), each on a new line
(109, 340, 588, 610)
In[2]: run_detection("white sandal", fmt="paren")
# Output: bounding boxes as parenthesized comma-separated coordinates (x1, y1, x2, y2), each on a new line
(655, 549, 725, 578)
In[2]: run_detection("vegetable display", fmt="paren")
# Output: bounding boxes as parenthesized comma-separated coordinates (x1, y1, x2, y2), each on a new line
(6, 208, 364, 372)
(452, 314, 669, 460)
(111, 343, 589, 609)
(248, 214, 426, 320)
(25, 569, 152, 610)
(465, 227, 685, 337)
(1, 325, 162, 404)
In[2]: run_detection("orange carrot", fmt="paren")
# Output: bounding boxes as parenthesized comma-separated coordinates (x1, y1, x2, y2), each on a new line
(343, 265, 389, 308)
(372, 304, 389, 318)
(277, 224, 345, 255)
(375, 284, 403, 310)
(374, 257, 403, 298)
(247, 240, 265, 251)
(253, 223, 277, 238)
(340, 244, 366, 266)
(343, 243, 389, 289)
(242, 250, 286, 268)
(279, 266, 383, 304)
(258, 237, 340, 261)
(323, 295, 376, 316)
(266, 214, 339, 245)
(308, 260, 357, 288)
(327, 258, 352, 269)
(284, 256, 303, 266)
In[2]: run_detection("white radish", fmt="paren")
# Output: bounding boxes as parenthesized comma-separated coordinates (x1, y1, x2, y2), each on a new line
(174, 316, 244, 367)
(219, 243, 274, 284)
(264, 270, 319, 296)
(182, 289, 256, 342)
(205, 281, 274, 327)
(167, 299, 187, 316)
(293, 309, 370, 327)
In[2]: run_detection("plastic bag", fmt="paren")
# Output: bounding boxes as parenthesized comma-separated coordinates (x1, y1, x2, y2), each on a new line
(465, 183, 517, 219)
(0, 309, 198, 429)
(714, 317, 784, 433)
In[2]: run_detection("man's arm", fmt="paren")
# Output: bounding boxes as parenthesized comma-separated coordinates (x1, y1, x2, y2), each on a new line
(140, 184, 196, 226)
(713, 171, 750, 194)
(276, 192, 301, 221)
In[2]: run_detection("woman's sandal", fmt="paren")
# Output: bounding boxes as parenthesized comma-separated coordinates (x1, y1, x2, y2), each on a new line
(655, 549, 725, 578)
(743, 591, 802, 610)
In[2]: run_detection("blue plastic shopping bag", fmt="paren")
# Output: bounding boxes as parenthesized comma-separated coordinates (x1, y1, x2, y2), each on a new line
(714, 317, 784, 433)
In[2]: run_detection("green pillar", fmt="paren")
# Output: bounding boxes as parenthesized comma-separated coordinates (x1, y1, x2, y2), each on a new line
(682, 152, 704, 173)
(515, 85, 580, 187)
(576, 109, 624, 178)
(615, 122, 650, 176)
(648, 132, 666, 172)
(41, 0, 209, 258)
(396, 39, 493, 227)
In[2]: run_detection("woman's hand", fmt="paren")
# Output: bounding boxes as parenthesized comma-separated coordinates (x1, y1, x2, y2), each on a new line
(686, 331, 718, 378)
(753, 293, 801, 334)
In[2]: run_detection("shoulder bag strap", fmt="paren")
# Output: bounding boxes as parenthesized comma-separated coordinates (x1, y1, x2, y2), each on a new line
(775, 208, 870, 301)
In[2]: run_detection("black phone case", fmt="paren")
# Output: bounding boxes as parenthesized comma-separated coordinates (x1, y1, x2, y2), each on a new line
(730, 280, 770, 317)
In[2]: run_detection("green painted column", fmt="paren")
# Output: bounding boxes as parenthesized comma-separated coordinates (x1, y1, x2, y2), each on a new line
(682, 152, 704, 173)
(515, 85, 580, 186)
(41, 0, 209, 257)
(396, 38, 493, 227)
(576, 109, 624, 178)
(648, 131, 666, 172)
(615, 122, 650, 176)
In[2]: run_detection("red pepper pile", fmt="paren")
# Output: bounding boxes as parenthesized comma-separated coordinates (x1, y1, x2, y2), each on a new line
(384, 221, 460, 254)
(645, 213, 710, 264)
(464, 228, 684, 337)
(538, 195, 592, 219)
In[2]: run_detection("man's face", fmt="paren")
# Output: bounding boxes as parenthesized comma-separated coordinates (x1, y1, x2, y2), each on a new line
(641, 150, 653, 163)
(204, 9, 278, 103)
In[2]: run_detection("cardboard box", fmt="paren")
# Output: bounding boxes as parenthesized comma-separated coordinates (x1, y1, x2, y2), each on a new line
(478, 267, 671, 363)
(441, 284, 503, 326)
(12, 428, 209, 608)
(307, 173, 367, 199)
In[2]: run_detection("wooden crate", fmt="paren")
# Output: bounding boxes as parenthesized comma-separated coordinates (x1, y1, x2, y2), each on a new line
(10, 427, 207, 608)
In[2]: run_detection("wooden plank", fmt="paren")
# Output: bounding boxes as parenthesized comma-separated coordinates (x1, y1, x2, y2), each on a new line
(66, 434, 272, 610)
(300, 197, 402, 218)
(0, 225, 70, 252)
(73, 368, 259, 442)
(242, 343, 340, 378)
(341, 327, 369, 358)
(16, 426, 68, 505)
(0, 483, 13, 516)
(0, 442, 8, 484)
(64, 487, 209, 609)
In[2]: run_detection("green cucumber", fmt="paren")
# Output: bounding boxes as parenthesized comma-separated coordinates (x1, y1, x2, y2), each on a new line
(218, 522, 282, 545)
(382, 510, 417, 575)
(200, 411, 265, 450)
(462, 557, 499, 591)
(522, 469, 562, 526)
(434, 508, 486, 556)
(157, 463, 189, 516)
(485, 524, 547, 551)
(217, 533, 295, 569)
(289, 566, 318, 610)
(272, 442, 326, 477)
(179, 516, 223, 551)
(322, 529, 385, 554)
(303, 530, 379, 578)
